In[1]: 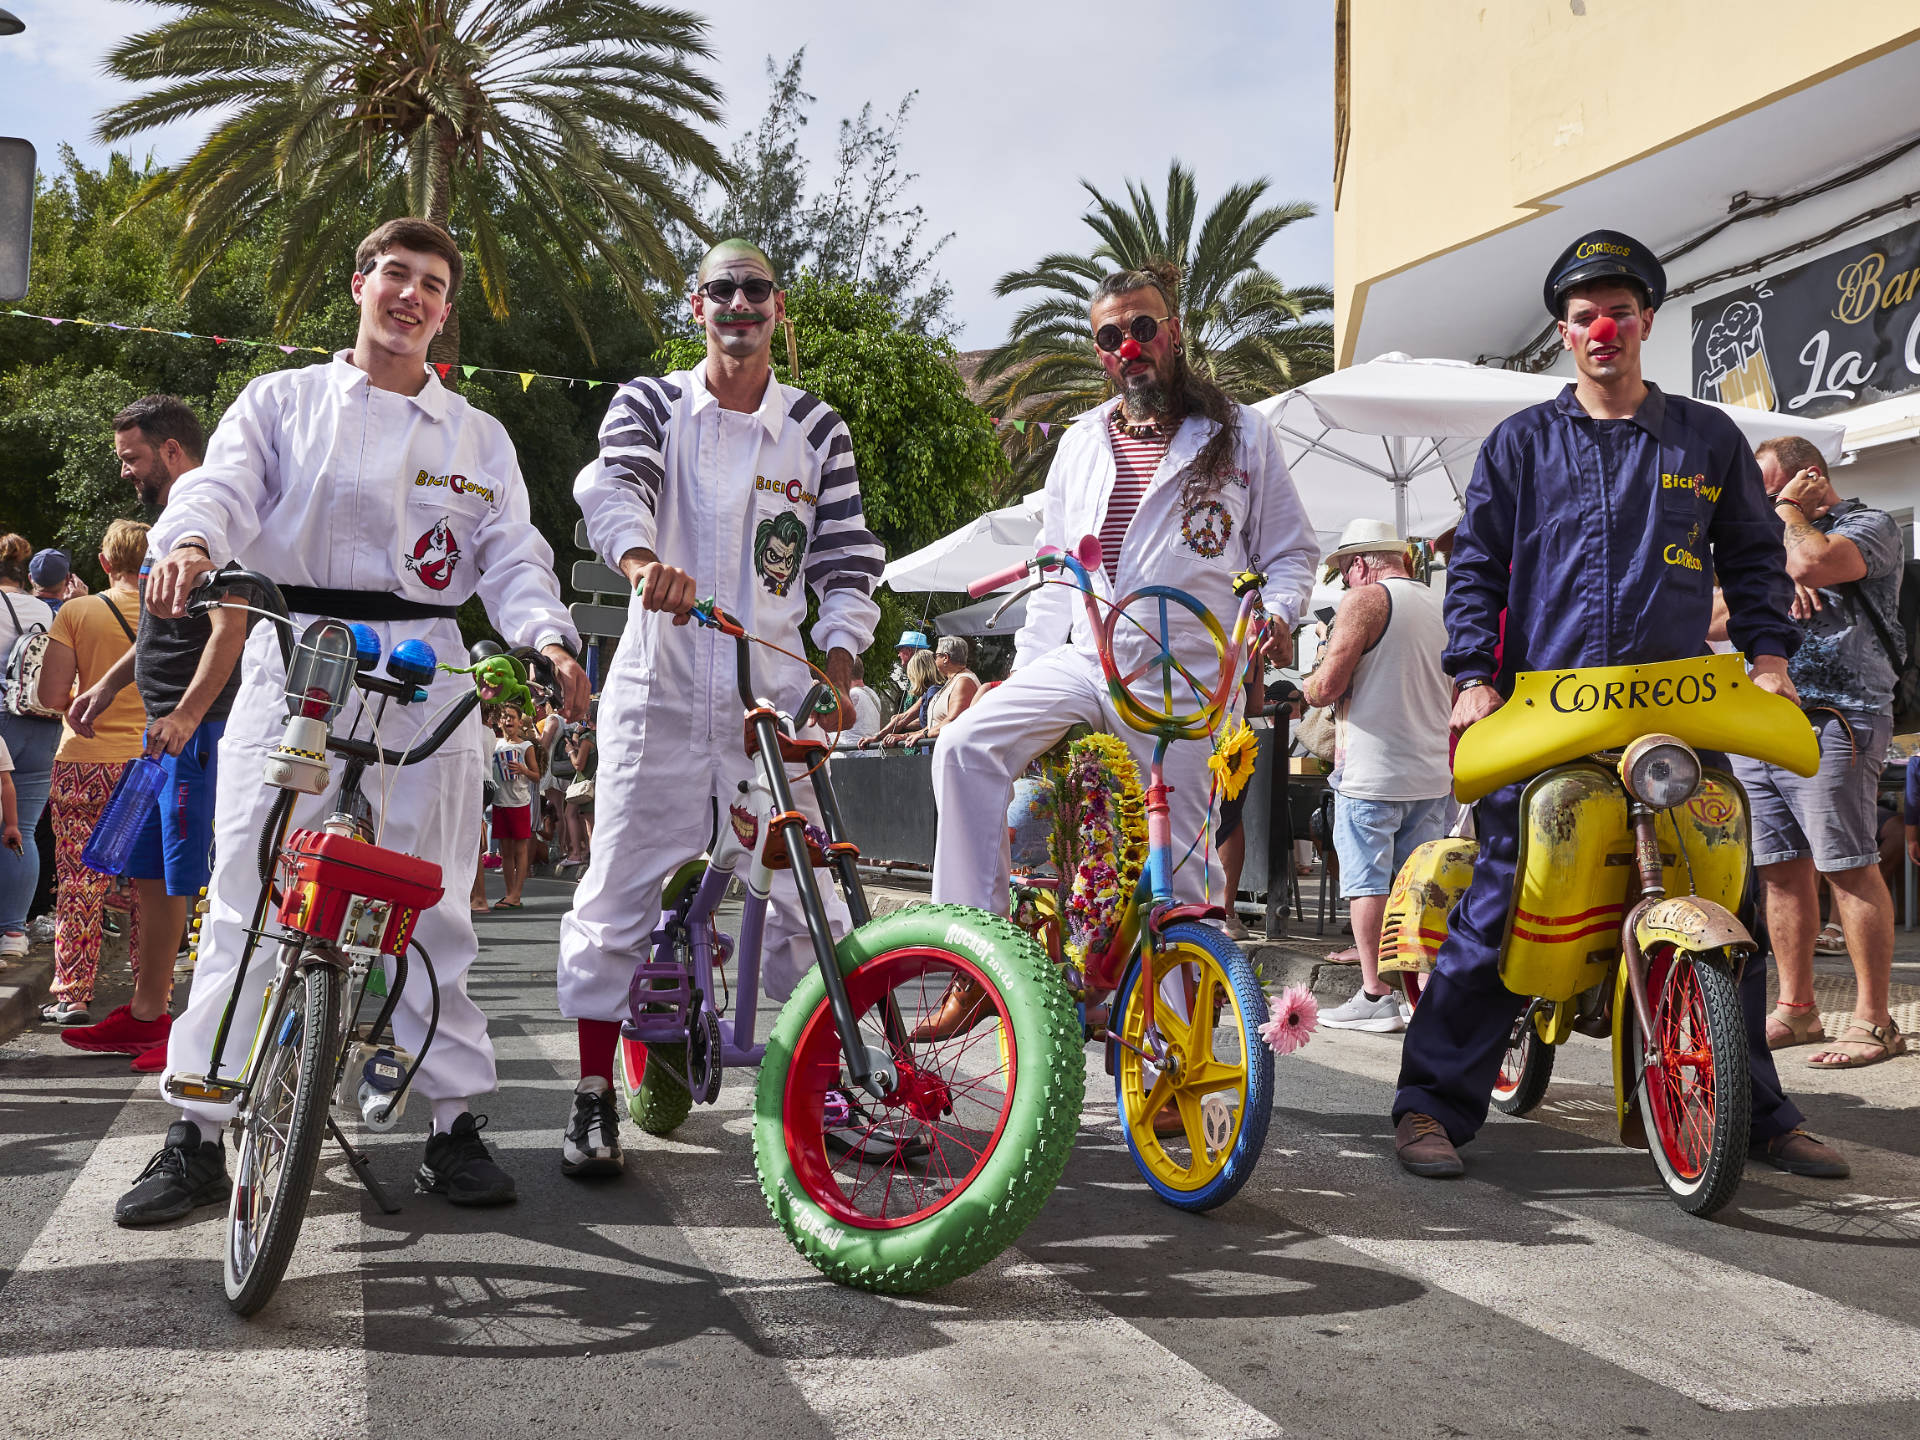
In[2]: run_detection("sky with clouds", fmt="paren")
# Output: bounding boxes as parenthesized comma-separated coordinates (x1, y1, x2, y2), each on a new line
(0, 0, 1333, 350)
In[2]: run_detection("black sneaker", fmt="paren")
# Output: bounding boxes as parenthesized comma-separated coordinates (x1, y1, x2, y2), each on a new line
(114, 1119, 230, 1227)
(417, 1113, 517, 1206)
(561, 1077, 623, 1178)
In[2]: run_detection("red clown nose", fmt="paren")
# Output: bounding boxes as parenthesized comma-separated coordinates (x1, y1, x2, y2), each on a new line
(1587, 315, 1619, 344)
(1118, 338, 1143, 361)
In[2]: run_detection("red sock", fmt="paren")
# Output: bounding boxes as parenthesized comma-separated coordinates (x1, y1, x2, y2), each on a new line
(577, 1018, 620, 1086)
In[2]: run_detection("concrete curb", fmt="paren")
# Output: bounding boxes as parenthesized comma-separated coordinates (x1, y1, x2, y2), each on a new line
(0, 953, 54, 1045)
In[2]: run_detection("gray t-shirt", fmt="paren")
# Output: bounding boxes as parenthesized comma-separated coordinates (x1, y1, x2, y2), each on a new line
(1786, 499, 1904, 716)
(134, 557, 243, 723)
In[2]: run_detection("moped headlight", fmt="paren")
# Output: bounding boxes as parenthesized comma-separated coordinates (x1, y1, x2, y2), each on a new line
(1619, 735, 1701, 809)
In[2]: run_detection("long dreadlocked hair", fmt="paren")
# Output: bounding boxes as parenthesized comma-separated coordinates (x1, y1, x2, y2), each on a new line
(1091, 261, 1241, 504)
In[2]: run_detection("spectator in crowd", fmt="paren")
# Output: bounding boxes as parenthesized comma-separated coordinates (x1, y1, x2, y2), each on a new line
(861, 650, 943, 749)
(532, 691, 566, 864)
(0, 533, 60, 962)
(560, 721, 596, 868)
(925, 636, 981, 731)
(894, 629, 930, 673)
(30, 549, 85, 612)
(490, 706, 540, 908)
(1302, 519, 1453, 1034)
(1734, 436, 1907, 1068)
(811, 672, 887, 746)
(36, 518, 150, 1025)
(60, 398, 244, 1066)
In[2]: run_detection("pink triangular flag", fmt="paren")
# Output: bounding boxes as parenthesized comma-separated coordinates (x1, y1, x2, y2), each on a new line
(278, 345, 296, 354)
(1038, 422, 1051, 438)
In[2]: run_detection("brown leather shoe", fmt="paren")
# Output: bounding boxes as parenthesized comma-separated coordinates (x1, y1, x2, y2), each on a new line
(1395, 1112, 1464, 1178)
(1750, 1128, 1850, 1179)
(910, 975, 993, 1042)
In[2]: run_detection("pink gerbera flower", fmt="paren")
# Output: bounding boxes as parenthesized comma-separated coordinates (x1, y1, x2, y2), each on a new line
(1259, 985, 1319, 1056)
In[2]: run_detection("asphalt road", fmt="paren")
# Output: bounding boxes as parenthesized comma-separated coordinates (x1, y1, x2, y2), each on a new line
(2, 877, 1917, 1440)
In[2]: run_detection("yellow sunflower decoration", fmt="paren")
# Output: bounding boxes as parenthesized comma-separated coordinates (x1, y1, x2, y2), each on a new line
(1208, 717, 1260, 801)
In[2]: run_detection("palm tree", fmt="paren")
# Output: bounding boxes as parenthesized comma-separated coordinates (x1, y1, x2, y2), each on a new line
(979, 162, 1332, 494)
(95, 0, 731, 364)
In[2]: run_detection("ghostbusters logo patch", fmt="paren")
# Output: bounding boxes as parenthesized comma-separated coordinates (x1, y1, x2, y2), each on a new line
(755, 510, 808, 598)
(405, 517, 462, 590)
(1181, 498, 1232, 559)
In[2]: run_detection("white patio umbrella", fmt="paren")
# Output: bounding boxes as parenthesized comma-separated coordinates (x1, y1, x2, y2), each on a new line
(880, 488, 1046, 592)
(1254, 353, 1849, 545)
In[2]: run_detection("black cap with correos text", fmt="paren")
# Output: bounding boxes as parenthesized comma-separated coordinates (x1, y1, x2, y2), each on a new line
(1543, 229, 1667, 318)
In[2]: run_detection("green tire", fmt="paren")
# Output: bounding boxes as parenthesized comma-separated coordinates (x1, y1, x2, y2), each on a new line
(753, 904, 1084, 1293)
(618, 1036, 694, 1136)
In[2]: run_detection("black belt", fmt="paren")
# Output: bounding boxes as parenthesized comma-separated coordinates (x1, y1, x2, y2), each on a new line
(278, 586, 461, 623)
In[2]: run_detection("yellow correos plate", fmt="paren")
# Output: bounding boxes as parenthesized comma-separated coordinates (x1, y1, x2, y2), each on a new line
(1453, 653, 1816, 803)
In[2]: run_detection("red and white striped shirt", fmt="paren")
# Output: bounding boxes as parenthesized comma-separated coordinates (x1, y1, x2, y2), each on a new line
(1101, 413, 1169, 584)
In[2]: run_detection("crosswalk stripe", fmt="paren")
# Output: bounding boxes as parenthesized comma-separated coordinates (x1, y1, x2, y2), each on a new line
(519, 1027, 1285, 1439)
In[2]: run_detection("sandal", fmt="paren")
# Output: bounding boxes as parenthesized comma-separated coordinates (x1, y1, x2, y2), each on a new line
(1812, 922, 1848, 956)
(1805, 1018, 1908, 1069)
(1765, 999, 1826, 1050)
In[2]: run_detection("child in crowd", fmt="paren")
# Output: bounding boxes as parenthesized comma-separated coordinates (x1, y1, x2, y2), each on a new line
(491, 706, 541, 908)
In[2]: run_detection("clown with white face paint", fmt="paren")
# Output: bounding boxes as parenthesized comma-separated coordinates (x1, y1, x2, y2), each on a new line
(556, 240, 884, 1178)
(115, 219, 589, 1229)
(926, 261, 1318, 1040)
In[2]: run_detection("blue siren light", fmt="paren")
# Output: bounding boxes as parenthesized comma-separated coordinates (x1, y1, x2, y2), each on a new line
(388, 638, 438, 689)
(349, 623, 382, 671)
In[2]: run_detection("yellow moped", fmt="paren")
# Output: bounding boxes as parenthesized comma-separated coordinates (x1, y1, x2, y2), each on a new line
(1379, 653, 1816, 1216)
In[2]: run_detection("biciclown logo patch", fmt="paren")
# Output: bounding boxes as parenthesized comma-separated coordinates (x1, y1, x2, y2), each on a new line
(405, 517, 461, 590)
(755, 511, 808, 597)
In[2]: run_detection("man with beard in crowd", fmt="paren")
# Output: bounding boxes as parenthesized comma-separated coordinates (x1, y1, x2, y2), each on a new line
(60, 396, 248, 1069)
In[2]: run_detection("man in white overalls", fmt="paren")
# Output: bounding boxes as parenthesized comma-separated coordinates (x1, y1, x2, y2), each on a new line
(555, 241, 884, 1177)
(121, 219, 588, 1225)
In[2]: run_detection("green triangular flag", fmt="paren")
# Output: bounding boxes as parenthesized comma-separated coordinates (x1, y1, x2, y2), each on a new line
(1011, 419, 1027, 433)
(462, 365, 478, 379)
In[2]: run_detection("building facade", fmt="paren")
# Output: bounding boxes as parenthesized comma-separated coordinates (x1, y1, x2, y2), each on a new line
(1334, 1, 1920, 541)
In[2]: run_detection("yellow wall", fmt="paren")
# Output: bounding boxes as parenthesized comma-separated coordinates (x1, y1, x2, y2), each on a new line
(1334, 1, 1920, 365)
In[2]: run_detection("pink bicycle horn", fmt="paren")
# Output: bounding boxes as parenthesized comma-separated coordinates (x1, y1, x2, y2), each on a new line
(1072, 534, 1103, 572)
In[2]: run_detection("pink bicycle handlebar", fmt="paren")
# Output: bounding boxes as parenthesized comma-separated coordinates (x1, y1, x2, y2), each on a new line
(967, 559, 1036, 599)
(967, 535, 1104, 599)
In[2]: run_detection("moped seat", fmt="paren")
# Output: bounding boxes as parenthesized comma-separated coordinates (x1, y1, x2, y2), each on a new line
(1452, 653, 1817, 803)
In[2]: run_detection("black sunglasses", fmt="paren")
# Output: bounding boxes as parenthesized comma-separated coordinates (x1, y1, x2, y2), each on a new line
(1095, 313, 1171, 353)
(698, 277, 777, 305)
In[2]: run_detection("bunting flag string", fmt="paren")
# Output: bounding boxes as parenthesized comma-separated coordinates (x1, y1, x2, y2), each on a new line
(6, 306, 1061, 428)
(2, 308, 619, 392)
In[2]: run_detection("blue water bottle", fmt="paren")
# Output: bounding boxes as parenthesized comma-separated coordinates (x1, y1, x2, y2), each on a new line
(82, 753, 167, 876)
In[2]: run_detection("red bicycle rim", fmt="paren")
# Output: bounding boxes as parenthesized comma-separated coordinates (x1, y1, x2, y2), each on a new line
(1644, 949, 1714, 1180)
(782, 949, 1016, 1229)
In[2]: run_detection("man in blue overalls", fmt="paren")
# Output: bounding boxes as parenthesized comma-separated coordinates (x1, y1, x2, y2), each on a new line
(1393, 229, 1849, 1182)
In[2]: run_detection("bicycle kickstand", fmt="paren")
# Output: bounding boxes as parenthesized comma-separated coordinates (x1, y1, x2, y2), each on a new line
(328, 1116, 403, 1214)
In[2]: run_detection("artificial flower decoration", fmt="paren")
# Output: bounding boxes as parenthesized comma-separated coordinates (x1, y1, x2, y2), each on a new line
(1208, 717, 1261, 801)
(1047, 733, 1149, 968)
(1258, 985, 1319, 1056)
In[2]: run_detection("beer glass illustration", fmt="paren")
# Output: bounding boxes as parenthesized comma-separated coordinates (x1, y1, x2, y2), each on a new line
(1702, 300, 1775, 411)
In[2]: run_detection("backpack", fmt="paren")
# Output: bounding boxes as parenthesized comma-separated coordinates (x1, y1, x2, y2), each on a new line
(0, 589, 63, 720)
(1856, 557, 1920, 733)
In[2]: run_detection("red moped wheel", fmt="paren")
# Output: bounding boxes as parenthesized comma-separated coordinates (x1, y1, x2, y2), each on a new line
(1490, 1000, 1554, 1117)
(1637, 946, 1749, 1216)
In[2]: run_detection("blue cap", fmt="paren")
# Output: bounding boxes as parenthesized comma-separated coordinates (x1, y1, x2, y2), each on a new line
(896, 630, 930, 651)
(388, 638, 438, 688)
(348, 623, 381, 671)
(28, 549, 69, 588)
(1543, 229, 1666, 318)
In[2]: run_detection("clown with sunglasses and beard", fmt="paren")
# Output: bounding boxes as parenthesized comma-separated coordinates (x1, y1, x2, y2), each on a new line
(556, 241, 885, 1178)
(923, 262, 1318, 1038)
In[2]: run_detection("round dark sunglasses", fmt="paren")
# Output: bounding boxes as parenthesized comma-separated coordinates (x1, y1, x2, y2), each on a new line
(698, 277, 777, 305)
(1094, 313, 1171, 353)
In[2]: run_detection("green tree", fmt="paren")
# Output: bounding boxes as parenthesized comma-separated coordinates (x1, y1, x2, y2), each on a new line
(660, 276, 1001, 680)
(94, 0, 730, 363)
(980, 162, 1332, 494)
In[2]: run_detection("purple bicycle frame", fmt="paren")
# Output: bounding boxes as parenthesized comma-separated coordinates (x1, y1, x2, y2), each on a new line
(622, 857, 769, 1069)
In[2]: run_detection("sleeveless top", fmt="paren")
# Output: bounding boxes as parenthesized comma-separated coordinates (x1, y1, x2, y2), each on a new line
(1333, 577, 1452, 801)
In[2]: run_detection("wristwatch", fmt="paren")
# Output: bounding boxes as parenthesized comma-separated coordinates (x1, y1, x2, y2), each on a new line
(1773, 497, 1808, 517)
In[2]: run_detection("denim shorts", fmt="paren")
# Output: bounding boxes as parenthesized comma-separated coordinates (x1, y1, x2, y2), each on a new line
(125, 718, 222, 898)
(1333, 792, 1452, 898)
(1731, 710, 1890, 871)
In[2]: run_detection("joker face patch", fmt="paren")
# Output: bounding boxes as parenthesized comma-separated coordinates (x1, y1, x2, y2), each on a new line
(755, 510, 808, 597)
(405, 517, 462, 590)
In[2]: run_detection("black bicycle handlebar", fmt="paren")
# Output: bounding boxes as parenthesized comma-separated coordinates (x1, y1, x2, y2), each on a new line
(189, 565, 480, 767)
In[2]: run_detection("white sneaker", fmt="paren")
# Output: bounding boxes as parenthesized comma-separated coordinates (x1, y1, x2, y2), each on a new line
(0, 931, 27, 958)
(561, 1076, 623, 1178)
(1320, 986, 1407, 1034)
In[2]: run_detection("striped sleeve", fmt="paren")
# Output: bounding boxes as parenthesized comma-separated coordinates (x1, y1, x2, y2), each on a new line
(577, 375, 681, 565)
(792, 393, 883, 657)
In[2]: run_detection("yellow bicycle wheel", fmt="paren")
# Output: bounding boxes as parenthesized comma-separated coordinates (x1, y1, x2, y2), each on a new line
(1112, 921, 1273, 1210)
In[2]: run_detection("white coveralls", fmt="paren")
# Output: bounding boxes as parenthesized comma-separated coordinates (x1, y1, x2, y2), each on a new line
(931, 398, 1318, 914)
(557, 364, 884, 1018)
(149, 356, 578, 1125)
